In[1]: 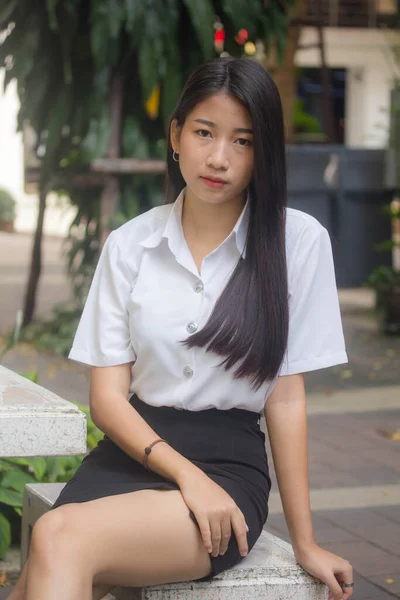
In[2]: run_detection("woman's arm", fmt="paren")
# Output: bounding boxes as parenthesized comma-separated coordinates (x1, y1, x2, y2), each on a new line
(89, 364, 201, 484)
(89, 364, 250, 558)
(264, 374, 354, 600)
(264, 373, 315, 556)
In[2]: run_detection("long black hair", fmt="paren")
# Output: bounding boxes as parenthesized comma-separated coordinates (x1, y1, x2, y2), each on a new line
(165, 57, 289, 391)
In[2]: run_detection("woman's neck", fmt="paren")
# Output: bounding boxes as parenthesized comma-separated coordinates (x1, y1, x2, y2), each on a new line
(181, 188, 246, 247)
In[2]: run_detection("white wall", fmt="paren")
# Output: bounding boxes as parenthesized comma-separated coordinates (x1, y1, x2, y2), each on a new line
(0, 69, 76, 235)
(296, 28, 400, 148)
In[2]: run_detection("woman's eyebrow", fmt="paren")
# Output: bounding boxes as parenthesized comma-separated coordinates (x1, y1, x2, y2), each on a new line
(193, 118, 253, 134)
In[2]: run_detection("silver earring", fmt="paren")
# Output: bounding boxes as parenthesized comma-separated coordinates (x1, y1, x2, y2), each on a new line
(173, 150, 179, 162)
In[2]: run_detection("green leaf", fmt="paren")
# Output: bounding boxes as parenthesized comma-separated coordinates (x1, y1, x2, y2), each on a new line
(46, 0, 60, 30)
(0, 513, 11, 560)
(122, 116, 149, 159)
(182, 0, 214, 60)
(138, 38, 159, 103)
(22, 371, 38, 383)
(125, 0, 144, 35)
(0, 487, 23, 507)
(0, 0, 17, 27)
(1, 470, 36, 493)
(29, 457, 48, 481)
(0, 459, 14, 473)
(162, 36, 182, 122)
(2, 458, 31, 467)
(107, 0, 125, 38)
(90, 0, 120, 68)
(82, 104, 112, 160)
(220, 0, 261, 34)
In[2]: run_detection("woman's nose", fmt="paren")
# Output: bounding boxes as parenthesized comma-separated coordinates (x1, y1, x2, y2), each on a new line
(206, 143, 229, 170)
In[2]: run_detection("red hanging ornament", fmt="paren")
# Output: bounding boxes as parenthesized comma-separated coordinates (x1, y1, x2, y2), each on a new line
(214, 26, 225, 53)
(235, 28, 248, 45)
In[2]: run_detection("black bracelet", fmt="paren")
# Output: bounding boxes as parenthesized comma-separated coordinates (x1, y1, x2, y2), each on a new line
(142, 438, 168, 470)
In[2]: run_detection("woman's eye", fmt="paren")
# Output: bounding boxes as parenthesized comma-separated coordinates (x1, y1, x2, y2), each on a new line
(236, 138, 252, 147)
(196, 129, 211, 138)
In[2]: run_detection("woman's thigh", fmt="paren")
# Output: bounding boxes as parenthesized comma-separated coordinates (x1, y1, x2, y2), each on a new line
(33, 489, 212, 587)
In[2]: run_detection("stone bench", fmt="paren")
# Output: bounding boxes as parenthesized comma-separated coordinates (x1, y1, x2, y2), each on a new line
(22, 483, 328, 600)
(1, 364, 328, 598)
(0, 365, 86, 458)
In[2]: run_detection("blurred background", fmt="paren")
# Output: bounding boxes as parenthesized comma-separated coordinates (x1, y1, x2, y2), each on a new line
(0, 1, 400, 599)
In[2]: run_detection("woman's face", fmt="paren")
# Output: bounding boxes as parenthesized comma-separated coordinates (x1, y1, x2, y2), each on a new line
(171, 92, 254, 206)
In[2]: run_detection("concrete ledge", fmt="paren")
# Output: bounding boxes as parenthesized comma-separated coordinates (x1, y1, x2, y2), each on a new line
(22, 483, 328, 600)
(0, 365, 86, 457)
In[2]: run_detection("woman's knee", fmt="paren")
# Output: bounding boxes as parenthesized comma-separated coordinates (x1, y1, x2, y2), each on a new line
(30, 505, 85, 564)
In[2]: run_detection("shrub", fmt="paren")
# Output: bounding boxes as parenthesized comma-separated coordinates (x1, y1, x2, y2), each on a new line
(0, 188, 16, 223)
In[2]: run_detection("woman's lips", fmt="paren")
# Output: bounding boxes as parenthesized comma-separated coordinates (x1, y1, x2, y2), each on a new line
(201, 177, 228, 189)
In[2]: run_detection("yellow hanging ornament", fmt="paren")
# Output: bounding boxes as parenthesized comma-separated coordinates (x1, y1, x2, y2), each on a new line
(244, 42, 256, 56)
(145, 84, 160, 119)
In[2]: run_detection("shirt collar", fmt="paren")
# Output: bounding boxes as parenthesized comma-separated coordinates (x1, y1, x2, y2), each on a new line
(139, 187, 250, 259)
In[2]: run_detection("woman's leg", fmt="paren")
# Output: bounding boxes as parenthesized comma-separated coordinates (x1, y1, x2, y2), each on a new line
(7, 560, 113, 600)
(25, 489, 212, 600)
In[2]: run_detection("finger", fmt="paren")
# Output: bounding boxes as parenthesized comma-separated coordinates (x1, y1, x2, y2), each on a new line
(324, 571, 345, 600)
(197, 515, 213, 554)
(336, 561, 354, 600)
(219, 516, 232, 555)
(209, 516, 222, 557)
(231, 510, 249, 557)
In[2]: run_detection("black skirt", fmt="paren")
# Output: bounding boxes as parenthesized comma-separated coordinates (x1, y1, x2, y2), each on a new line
(51, 393, 272, 581)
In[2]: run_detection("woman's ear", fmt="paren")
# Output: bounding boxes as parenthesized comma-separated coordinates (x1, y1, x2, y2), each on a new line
(170, 118, 180, 153)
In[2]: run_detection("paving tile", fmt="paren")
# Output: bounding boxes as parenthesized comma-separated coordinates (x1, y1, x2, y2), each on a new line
(264, 524, 291, 543)
(317, 541, 400, 577)
(364, 594, 400, 600)
(351, 571, 394, 599)
(307, 470, 362, 488)
(265, 513, 290, 535)
(316, 507, 400, 555)
(371, 506, 400, 525)
(349, 466, 400, 486)
(313, 527, 359, 544)
(368, 572, 400, 596)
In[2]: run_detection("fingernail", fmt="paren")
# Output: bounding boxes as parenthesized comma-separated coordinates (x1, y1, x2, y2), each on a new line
(241, 551, 248, 557)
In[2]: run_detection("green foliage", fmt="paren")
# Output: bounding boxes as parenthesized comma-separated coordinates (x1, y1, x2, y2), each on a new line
(0, 187, 16, 222)
(0, 1, 294, 184)
(20, 304, 83, 356)
(293, 98, 323, 135)
(0, 0, 295, 339)
(0, 402, 104, 558)
(0, 310, 23, 361)
(366, 265, 400, 294)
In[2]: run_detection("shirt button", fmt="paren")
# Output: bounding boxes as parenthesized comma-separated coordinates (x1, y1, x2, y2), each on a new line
(194, 282, 204, 293)
(186, 321, 198, 334)
(183, 366, 194, 378)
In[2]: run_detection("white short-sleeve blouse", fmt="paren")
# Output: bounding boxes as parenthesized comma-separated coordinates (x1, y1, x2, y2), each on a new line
(69, 188, 348, 413)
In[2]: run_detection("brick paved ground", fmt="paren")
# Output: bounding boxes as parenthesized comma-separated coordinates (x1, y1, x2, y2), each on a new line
(1, 232, 399, 600)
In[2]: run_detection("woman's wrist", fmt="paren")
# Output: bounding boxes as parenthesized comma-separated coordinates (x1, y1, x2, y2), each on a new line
(292, 538, 318, 559)
(174, 462, 206, 487)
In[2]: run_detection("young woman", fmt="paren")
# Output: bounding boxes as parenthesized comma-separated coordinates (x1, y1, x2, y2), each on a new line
(11, 57, 354, 600)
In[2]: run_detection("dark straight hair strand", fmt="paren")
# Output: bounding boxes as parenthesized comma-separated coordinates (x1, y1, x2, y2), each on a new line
(165, 57, 289, 392)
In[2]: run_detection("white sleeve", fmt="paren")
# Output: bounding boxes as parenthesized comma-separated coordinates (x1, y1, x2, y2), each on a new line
(279, 225, 348, 376)
(68, 230, 137, 367)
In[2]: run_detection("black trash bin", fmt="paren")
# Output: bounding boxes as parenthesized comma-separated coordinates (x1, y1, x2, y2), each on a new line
(287, 146, 392, 288)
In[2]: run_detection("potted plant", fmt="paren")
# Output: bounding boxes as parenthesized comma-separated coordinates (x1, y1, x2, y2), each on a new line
(0, 187, 16, 233)
(366, 199, 400, 334)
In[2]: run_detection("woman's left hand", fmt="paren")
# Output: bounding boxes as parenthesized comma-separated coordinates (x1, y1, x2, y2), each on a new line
(294, 542, 354, 600)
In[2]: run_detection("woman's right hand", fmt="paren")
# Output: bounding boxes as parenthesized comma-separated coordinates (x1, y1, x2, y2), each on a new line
(177, 468, 249, 558)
